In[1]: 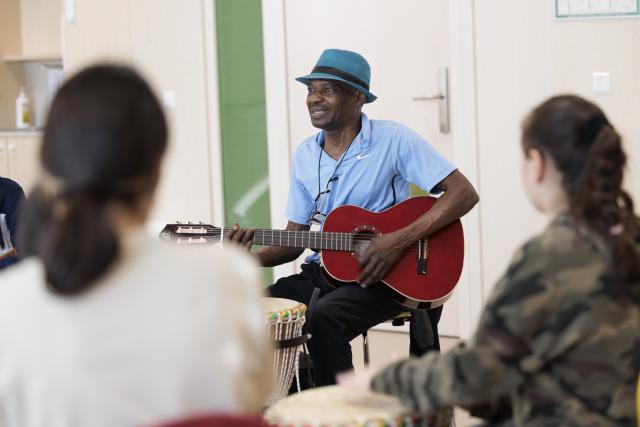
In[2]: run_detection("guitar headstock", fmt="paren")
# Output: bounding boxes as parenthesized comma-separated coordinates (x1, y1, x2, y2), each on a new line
(159, 222, 221, 245)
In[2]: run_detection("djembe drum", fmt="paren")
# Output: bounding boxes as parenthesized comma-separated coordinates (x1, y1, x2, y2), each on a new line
(264, 385, 453, 427)
(264, 297, 307, 403)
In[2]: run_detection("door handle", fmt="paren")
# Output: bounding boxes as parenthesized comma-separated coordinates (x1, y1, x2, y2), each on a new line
(412, 66, 449, 134)
(412, 94, 444, 101)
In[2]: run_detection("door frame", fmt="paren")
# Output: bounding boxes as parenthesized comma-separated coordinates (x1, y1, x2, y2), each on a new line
(202, 0, 226, 226)
(261, 0, 483, 339)
(261, 0, 296, 283)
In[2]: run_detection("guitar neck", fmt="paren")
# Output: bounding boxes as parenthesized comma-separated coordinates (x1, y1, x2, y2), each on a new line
(223, 227, 355, 252)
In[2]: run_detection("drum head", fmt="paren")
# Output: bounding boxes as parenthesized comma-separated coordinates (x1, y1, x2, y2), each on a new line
(264, 385, 420, 426)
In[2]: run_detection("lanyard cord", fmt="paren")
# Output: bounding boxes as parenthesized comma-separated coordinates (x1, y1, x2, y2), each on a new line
(310, 138, 357, 225)
(316, 138, 355, 200)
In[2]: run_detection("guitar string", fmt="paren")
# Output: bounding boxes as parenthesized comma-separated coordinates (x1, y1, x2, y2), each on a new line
(170, 235, 429, 252)
(173, 228, 436, 245)
(176, 232, 429, 244)
(171, 231, 432, 249)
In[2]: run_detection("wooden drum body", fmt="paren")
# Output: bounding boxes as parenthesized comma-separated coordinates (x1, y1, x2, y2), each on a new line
(263, 297, 307, 403)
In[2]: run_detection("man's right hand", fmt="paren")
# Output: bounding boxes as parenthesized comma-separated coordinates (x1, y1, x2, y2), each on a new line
(224, 223, 255, 251)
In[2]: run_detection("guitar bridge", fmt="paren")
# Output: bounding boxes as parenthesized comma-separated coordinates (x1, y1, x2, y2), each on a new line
(416, 239, 428, 275)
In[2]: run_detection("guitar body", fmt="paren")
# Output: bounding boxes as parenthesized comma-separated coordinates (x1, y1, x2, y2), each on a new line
(320, 197, 464, 309)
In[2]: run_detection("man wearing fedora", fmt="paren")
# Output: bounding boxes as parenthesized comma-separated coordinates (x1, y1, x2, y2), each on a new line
(228, 48, 479, 387)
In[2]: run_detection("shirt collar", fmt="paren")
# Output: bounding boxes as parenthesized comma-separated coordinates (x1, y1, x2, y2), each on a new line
(314, 113, 372, 153)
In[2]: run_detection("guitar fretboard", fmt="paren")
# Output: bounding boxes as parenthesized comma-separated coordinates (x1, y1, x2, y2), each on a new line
(252, 229, 356, 252)
(177, 226, 358, 252)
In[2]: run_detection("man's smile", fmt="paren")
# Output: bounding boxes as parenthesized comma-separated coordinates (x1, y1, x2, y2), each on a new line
(309, 106, 329, 118)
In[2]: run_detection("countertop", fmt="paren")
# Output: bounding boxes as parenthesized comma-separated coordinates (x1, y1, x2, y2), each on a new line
(0, 128, 43, 137)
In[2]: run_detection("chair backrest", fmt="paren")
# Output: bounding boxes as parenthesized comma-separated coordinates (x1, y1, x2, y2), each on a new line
(152, 413, 269, 427)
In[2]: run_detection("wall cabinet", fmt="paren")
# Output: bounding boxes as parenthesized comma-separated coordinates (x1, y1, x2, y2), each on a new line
(3, 0, 223, 224)
(61, 0, 219, 225)
(61, 0, 131, 74)
(0, 0, 62, 128)
(0, 134, 41, 194)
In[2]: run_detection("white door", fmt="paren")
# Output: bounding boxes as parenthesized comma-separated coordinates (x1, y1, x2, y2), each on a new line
(285, 0, 453, 162)
(281, 0, 460, 336)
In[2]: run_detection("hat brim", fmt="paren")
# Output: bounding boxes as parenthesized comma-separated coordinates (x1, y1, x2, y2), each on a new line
(295, 73, 377, 103)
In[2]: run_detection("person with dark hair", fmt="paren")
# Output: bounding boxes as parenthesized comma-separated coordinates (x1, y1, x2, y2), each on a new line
(339, 95, 640, 426)
(0, 176, 25, 269)
(0, 65, 272, 426)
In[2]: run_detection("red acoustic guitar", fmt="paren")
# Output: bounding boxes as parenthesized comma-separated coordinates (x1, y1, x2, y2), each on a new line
(160, 196, 464, 309)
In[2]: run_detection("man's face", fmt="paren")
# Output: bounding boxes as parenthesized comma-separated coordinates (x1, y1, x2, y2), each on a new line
(306, 80, 363, 130)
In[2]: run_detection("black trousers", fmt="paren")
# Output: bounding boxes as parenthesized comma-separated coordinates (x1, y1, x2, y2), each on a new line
(268, 262, 442, 386)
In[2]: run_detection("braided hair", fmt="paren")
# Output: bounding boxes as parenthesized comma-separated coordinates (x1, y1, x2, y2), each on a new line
(522, 95, 640, 282)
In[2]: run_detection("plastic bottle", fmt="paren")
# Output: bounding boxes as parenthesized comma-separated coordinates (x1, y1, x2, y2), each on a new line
(15, 87, 31, 129)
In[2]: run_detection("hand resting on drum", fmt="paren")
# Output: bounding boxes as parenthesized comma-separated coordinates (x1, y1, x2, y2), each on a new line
(337, 348, 404, 392)
(336, 368, 374, 392)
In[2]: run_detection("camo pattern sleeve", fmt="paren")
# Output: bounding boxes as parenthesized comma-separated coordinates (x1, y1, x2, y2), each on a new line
(371, 214, 640, 426)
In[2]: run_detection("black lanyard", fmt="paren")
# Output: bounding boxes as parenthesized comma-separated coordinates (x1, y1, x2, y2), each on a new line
(308, 139, 355, 224)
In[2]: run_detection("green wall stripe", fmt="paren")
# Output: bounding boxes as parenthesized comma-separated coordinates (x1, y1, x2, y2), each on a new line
(216, 0, 272, 283)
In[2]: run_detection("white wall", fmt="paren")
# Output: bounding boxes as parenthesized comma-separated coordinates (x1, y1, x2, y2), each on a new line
(474, 0, 640, 296)
(61, 0, 224, 228)
(126, 0, 220, 226)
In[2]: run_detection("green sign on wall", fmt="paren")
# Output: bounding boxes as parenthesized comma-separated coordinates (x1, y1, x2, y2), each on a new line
(555, 0, 640, 19)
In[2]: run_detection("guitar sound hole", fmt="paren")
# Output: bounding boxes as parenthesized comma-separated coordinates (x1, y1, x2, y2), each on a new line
(352, 230, 376, 258)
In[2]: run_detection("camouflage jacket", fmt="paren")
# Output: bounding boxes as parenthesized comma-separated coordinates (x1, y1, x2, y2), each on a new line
(371, 214, 640, 426)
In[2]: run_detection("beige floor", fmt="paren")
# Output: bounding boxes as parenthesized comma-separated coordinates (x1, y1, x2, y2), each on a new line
(350, 329, 483, 427)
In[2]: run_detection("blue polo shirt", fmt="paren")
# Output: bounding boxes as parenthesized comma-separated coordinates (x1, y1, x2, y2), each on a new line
(286, 114, 456, 263)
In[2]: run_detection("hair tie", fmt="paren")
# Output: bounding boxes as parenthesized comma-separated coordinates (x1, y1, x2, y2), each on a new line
(39, 172, 65, 199)
(52, 199, 69, 220)
(609, 223, 624, 236)
(37, 172, 70, 220)
(582, 114, 609, 144)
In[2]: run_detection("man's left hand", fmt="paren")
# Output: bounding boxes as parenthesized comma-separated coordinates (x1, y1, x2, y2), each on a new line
(357, 232, 407, 287)
(224, 223, 255, 251)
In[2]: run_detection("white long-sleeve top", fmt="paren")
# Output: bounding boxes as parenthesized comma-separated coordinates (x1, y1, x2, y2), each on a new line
(0, 229, 272, 427)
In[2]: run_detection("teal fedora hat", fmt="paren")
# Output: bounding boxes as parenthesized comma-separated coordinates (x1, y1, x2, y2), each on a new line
(296, 49, 377, 103)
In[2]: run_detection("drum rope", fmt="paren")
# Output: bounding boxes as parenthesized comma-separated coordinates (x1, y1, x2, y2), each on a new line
(267, 303, 308, 404)
(294, 314, 306, 394)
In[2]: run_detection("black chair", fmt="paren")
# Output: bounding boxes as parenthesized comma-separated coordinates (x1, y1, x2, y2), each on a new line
(361, 311, 413, 366)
